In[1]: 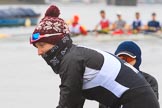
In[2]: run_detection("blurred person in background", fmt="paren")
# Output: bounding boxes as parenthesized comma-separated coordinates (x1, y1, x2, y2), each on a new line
(145, 12, 161, 33)
(132, 12, 143, 34)
(111, 11, 130, 35)
(30, 5, 159, 108)
(69, 15, 87, 36)
(94, 10, 110, 34)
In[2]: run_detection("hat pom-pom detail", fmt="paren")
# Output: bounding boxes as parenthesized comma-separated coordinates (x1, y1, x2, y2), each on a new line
(45, 5, 60, 17)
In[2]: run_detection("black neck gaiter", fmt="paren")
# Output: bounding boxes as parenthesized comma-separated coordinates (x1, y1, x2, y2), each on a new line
(42, 35, 72, 74)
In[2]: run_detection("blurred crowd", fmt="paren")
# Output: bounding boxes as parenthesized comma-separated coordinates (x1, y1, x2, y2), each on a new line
(68, 10, 161, 36)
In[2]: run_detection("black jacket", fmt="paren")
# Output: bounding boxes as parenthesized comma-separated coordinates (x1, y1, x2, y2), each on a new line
(141, 71, 159, 99)
(99, 71, 159, 108)
(43, 40, 158, 108)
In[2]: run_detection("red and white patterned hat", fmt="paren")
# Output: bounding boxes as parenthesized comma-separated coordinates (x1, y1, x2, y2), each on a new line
(31, 5, 70, 45)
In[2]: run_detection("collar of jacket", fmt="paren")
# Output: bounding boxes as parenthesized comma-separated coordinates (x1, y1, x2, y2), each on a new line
(42, 35, 72, 74)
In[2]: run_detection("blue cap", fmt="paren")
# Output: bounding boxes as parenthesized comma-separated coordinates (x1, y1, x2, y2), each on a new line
(115, 41, 142, 70)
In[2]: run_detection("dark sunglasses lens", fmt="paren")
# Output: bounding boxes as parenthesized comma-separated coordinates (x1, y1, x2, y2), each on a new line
(32, 33, 40, 40)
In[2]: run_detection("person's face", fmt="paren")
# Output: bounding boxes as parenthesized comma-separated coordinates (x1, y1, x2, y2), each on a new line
(117, 15, 121, 20)
(135, 13, 140, 19)
(100, 12, 105, 19)
(152, 15, 156, 20)
(35, 42, 55, 56)
(118, 55, 136, 66)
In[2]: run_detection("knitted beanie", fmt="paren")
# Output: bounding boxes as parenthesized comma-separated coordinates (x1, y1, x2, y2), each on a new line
(115, 41, 142, 70)
(31, 5, 70, 45)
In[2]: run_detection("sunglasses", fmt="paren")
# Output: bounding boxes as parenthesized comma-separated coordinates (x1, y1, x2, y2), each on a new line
(30, 33, 62, 43)
(118, 55, 136, 63)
